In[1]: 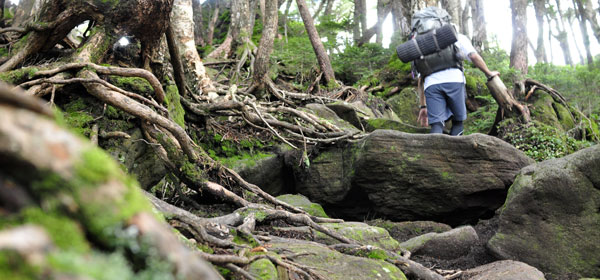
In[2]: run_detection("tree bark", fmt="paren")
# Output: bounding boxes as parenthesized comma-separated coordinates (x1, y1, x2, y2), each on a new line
(253, 0, 278, 88)
(574, 0, 594, 66)
(324, 0, 335, 17)
(510, 0, 528, 74)
(470, 0, 487, 52)
(461, 0, 470, 36)
(11, 0, 42, 27)
(547, 0, 573, 65)
(171, 0, 216, 95)
(376, 0, 390, 44)
(441, 0, 461, 29)
(313, 0, 326, 19)
(353, 0, 367, 42)
(296, 0, 337, 86)
(533, 0, 548, 64)
(579, 0, 600, 44)
(192, 0, 205, 46)
(206, 1, 220, 45)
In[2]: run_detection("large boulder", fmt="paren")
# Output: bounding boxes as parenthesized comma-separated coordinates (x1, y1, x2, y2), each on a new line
(291, 130, 533, 225)
(487, 144, 600, 279)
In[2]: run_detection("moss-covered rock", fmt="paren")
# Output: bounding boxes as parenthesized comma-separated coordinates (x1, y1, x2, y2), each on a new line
(248, 259, 278, 280)
(313, 222, 401, 252)
(488, 144, 600, 278)
(269, 237, 407, 280)
(367, 220, 452, 242)
(276, 194, 329, 218)
(385, 87, 422, 132)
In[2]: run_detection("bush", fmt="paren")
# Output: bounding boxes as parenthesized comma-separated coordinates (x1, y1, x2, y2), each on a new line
(332, 43, 391, 85)
(498, 120, 593, 161)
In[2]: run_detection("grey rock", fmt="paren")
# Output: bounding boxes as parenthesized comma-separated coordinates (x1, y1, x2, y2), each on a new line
(463, 260, 546, 280)
(268, 237, 407, 280)
(400, 226, 478, 259)
(487, 144, 600, 278)
(292, 130, 533, 224)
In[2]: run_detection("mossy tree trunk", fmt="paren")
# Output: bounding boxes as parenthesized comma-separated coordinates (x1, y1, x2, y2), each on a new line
(252, 0, 278, 91)
(171, 0, 216, 96)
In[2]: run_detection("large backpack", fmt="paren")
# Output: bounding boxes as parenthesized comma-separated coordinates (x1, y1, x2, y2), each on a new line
(410, 7, 462, 78)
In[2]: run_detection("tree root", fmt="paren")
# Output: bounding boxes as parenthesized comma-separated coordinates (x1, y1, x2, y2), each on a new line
(33, 62, 166, 104)
(329, 243, 445, 280)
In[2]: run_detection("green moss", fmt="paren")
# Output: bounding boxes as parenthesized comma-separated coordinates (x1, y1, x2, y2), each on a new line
(110, 76, 153, 95)
(67, 147, 152, 243)
(21, 208, 89, 253)
(231, 228, 260, 248)
(164, 85, 185, 128)
(0, 48, 7, 57)
(248, 259, 278, 280)
(0, 67, 38, 84)
(276, 194, 329, 218)
(367, 249, 389, 260)
(0, 251, 41, 279)
(48, 250, 135, 280)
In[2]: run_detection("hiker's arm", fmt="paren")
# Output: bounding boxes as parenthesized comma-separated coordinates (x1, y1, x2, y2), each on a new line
(468, 52, 499, 79)
(417, 77, 428, 127)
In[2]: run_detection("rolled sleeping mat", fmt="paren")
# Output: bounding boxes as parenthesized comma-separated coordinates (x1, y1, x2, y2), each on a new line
(396, 24, 458, 63)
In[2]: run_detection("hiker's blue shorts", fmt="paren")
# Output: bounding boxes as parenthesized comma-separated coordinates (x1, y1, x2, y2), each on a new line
(425, 83, 467, 124)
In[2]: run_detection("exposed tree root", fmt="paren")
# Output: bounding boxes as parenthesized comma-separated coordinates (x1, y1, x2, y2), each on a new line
(33, 62, 166, 104)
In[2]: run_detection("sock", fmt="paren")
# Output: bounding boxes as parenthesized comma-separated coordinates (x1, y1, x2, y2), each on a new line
(450, 120, 464, 136)
(430, 122, 444, 134)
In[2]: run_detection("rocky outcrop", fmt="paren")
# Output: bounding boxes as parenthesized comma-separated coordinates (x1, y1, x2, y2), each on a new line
(487, 144, 600, 279)
(463, 260, 546, 280)
(291, 130, 533, 225)
(367, 220, 452, 242)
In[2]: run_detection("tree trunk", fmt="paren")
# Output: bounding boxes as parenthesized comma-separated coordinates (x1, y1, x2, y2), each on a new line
(206, 2, 219, 45)
(580, 0, 600, 44)
(324, 0, 335, 17)
(574, 0, 594, 66)
(283, 0, 293, 42)
(548, 0, 573, 65)
(470, 0, 487, 52)
(510, 0, 528, 74)
(231, 0, 252, 46)
(253, 0, 278, 88)
(461, 1, 470, 37)
(11, 0, 42, 27)
(353, 0, 367, 42)
(313, 0, 326, 19)
(533, 0, 548, 63)
(376, 0, 390, 44)
(390, 0, 406, 35)
(441, 0, 461, 29)
(171, 0, 216, 95)
(357, 3, 392, 45)
(192, 0, 205, 46)
(296, 0, 337, 86)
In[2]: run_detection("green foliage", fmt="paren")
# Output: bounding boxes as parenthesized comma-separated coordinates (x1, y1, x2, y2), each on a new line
(272, 34, 317, 85)
(528, 63, 600, 115)
(465, 96, 498, 135)
(499, 120, 593, 161)
(0, 67, 38, 84)
(332, 43, 391, 85)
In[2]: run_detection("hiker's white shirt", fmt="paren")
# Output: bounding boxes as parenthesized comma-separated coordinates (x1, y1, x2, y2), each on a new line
(423, 34, 477, 90)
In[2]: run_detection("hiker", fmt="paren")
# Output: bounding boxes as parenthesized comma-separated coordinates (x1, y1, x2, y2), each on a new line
(411, 7, 498, 136)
